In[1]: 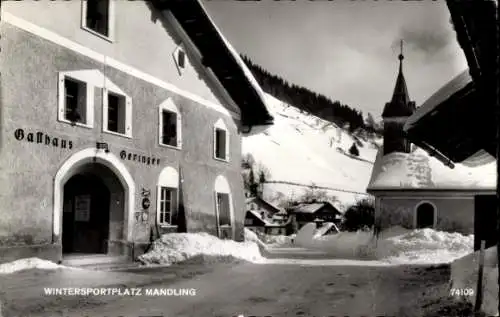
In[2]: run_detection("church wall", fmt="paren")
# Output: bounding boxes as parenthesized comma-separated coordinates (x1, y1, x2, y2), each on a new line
(376, 194, 476, 235)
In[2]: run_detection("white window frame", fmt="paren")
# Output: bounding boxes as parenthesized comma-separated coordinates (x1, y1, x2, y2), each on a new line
(57, 72, 94, 129)
(158, 99, 182, 149)
(413, 200, 437, 229)
(158, 186, 177, 226)
(157, 166, 180, 227)
(102, 87, 132, 138)
(213, 119, 230, 162)
(81, 0, 115, 42)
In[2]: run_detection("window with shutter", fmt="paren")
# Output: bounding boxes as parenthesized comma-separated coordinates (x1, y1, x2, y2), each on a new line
(85, 0, 110, 37)
(104, 91, 129, 136)
(213, 119, 230, 161)
(158, 187, 178, 226)
(64, 78, 87, 125)
(215, 129, 226, 160)
(158, 99, 182, 149)
(157, 166, 180, 227)
(58, 73, 94, 128)
(82, 0, 115, 41)
(161, 110, 177, 147)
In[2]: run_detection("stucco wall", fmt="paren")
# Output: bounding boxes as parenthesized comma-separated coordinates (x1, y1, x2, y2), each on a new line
(1, 0, 240, 115)
(375, 194, 476, 234)
(0, 22, 246, 261)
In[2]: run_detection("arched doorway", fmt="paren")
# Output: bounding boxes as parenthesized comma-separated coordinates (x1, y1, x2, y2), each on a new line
(62, 163, 124, 255)
(54, 148, 136, 258)
(415, 202, 435, 229)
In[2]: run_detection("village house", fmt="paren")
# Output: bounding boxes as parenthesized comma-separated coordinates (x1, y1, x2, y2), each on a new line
(244, 210, 290, 236)
(245, 196, 282, 220)
(244, 196, 290, 235)
(367, 42, 496, 241)
(287, 202, 343, 230)
(0, 0, 274, 264)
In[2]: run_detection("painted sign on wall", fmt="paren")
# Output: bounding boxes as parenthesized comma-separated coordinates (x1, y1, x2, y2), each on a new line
(135, 187, 151, 223)
(120, 150, 160, 166)
(141, 188, 151, 210)
(14, 128, 73, 149)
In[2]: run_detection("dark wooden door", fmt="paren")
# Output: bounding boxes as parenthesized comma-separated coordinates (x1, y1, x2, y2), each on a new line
(416, 203, 435, 229)
(63, 174, 110, 254)
(474, 195, 497, 251)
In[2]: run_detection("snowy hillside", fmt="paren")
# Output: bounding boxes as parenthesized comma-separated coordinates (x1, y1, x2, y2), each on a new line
(242, 94, 382, 211)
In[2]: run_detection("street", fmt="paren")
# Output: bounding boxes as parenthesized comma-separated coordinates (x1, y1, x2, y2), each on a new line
(0, 260, 455, 317)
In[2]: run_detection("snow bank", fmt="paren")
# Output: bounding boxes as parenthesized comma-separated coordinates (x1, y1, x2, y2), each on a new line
(138, 232, 265, 266)
(260, 234, 295, 247)
(244, 227, 262, 244)
(377, 228, 474, 264)
(450, 246, 498, 316)
(295, 223, 376, 259)
(244, 228, 295, 248)
(0, 257, 65, 274)
(295, 224, 473, 264)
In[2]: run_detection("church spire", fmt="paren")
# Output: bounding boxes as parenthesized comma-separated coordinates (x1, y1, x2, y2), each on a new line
(382, 39, 415, 118)
(398, 39, 404, 73)
(381, 40, 416, 155)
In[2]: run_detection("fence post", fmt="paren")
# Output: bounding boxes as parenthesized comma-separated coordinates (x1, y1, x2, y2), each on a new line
(475, 239, 486, 313)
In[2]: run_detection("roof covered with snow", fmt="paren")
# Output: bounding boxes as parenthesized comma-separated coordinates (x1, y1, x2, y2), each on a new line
(246, 209, 290, 227)
(246, 210, 271, 226)
(246, 196, 281, 213)
(290, 202, 341, 214)
(367, 146, 496, 191)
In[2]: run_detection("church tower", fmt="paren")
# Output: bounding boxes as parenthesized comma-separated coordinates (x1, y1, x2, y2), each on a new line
(382, 40, 416, 155)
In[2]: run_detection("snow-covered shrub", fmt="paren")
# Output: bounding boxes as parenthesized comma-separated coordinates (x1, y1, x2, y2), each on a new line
(343, 198, 375, 232)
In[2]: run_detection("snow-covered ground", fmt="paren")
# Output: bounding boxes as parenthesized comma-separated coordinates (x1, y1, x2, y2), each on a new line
(0, 226, 474, 275)
(255, 232, 296, 248)
(295, 223, 474, 264)
(0, 257, 71, 274)
(243, 94, 381, 208)
(451, 246, 498, 316)
(138, 232, 265, 266)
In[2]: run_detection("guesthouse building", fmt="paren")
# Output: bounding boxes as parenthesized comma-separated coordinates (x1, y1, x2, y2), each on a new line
(0, 0, 273, 264)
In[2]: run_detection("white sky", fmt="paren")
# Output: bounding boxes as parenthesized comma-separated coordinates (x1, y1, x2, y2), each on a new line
(204, 0, 468, 120)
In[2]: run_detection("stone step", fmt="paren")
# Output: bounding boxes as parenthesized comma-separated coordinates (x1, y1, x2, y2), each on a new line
(62, 254, 138, 271)
(76, 261, 143, 272)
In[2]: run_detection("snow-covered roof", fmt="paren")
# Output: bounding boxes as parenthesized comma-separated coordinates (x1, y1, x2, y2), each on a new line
(245, 196, 281, 212)
(291, 202, 340, 214)
(246, 210, 272, 226)
(292, 203, 324, 214)
(405, 69, 471, 131)
(367, 146, 496, 191)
